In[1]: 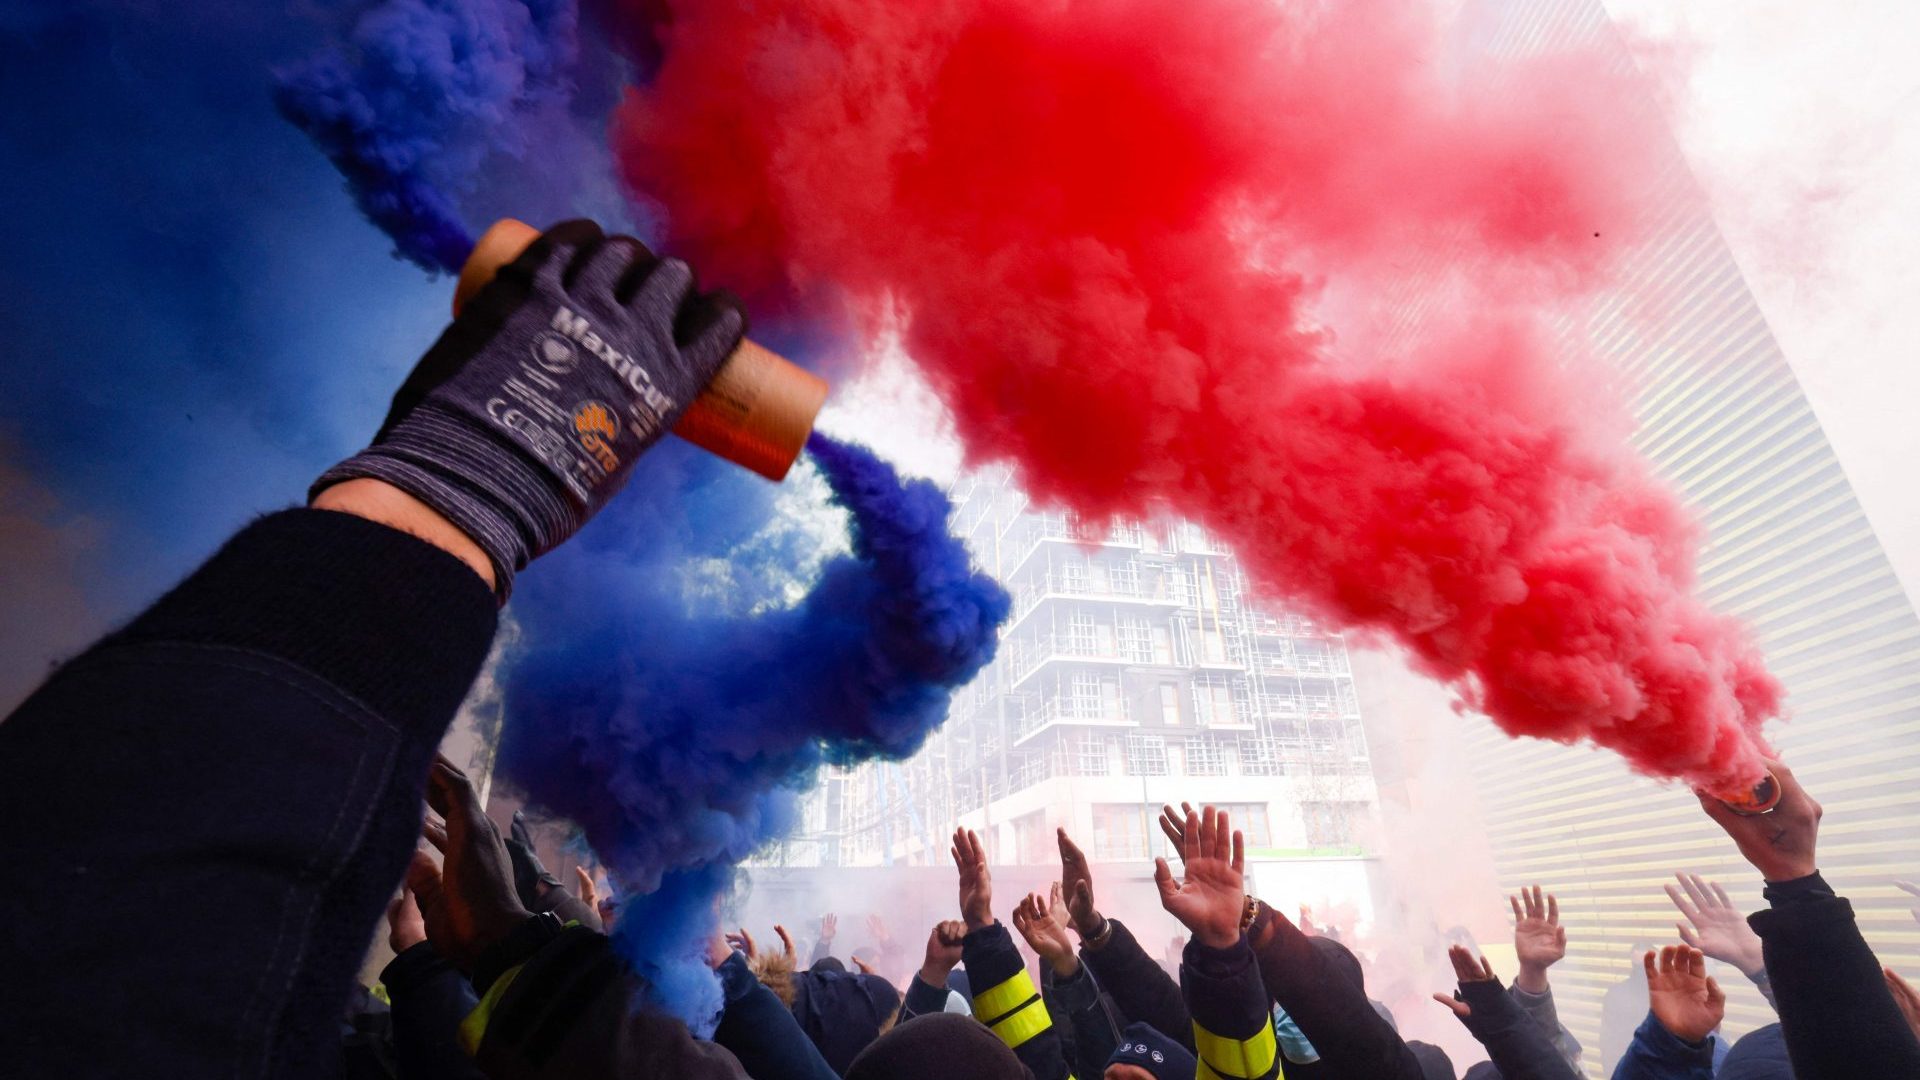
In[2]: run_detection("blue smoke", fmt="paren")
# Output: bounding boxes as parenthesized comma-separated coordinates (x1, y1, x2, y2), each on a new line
(500, 433, 1010, 1025)
(0, 1, 1008, 1031)
(272, 0, 583, 273)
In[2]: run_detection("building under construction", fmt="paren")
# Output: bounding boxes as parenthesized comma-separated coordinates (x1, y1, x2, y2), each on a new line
(763, 468, 1384, 918)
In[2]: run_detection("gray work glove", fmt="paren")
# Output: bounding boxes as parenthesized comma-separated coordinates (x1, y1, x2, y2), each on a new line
(313, 219, 745, 597)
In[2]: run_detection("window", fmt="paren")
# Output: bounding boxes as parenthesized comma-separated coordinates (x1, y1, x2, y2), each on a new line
(1209, 803, 1273, 847)
(1200, 629, 1226, 664)
(1169, 566, 1196, 606)
(1117, 616, 1154, 662)
(1184, 736, 1226, 777)
(1069, 672, 1102, 717)
(1066, 610, 1097, 653)
(1126, 733, 1169, 775)
(1093, 804, 1150, 860)
(1109, 559, 1140, 596)
(1158, 683, 1181, 726)
(1074, 736, 1111, 776)
(1240, 735, 1283, 777)
(1013, 810, 1050, 864)
(1192, 675, 1235, 726)
(1303, 802, 1363, 847)
(1061, 556, 1090, 593)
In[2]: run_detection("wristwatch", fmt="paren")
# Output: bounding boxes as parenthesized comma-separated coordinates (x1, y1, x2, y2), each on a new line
(1240, 895, 1263, 932)
(473, 910, 566, 995)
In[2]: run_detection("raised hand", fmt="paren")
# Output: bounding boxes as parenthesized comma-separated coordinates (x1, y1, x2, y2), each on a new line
(386, 887, 427, 954)
(574, 866, 599, 911)
(851, 954, 878, 976)
(1045, 882, 1072, 937)
(1432, 943, 1496, 1018)
(920, 919, 967, 988)
(1510, 885, 1566, 993)
(1646, 946, 1726, 1044)
(1157, 801, 1196, 854)
(1885, 968, 1920, 1042)
(1666, 871, 1764, 978)
(1057, 827, 1101, 937)
(774, 924, 796, 960)
(952, 827, 993, 930)
(1013, 889, 1079, 977)
(819, 912, 838, 946)
(1898, 881, 1920, 927)
(865, 912, 891, 946)
(725, 926, 757, 960)
(706, 931, 734, 969)
(1698, 758, 1821, 883)
(1152, 805, 1245, 949)
(409, 755, 532, 973)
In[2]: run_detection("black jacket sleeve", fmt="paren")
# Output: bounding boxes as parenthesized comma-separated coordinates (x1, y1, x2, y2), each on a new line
(712, 951, 840, 1080)
(1046, 960, 1125, 1080)
(1182, 935, 1281, 1080)
(468, 927, 747, 1079)
(383, 942, 489, 1080)
(1748, 872, 1920, 1080)
(0, 509, 498, 1080)
(1081, 917, 1195, 1053)
(962, 922, 1073, 1080)
(1247, 903, 1424, 1080)
(1507, 985, 1582, 1071)
(901, 973, 955, 1021)
(1450, 979, 1579, 1080)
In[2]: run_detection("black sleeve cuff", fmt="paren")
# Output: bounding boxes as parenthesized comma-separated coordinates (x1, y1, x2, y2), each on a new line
(381, 940, 461, 995)
(1762, 870, 1834, 906)
(474, 911, 567, 995)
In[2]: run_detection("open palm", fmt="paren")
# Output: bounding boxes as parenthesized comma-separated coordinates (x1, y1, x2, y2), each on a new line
(1154, 805, 1245, 949)
(1667, 872, 1764, 977)
(951, 827, 993, 930)
(1646, 945, 1726, 1044)
(1511, 886, 1565, 969)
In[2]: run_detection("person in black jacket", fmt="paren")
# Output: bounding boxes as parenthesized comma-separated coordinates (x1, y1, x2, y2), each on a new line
(1158, 805, 1426, 1080)
(709, 934, 841, 1080)
(382, 888, 487, 1080)
(1157, 805, 1281, 1080)
(1604, 945, 1724, 1080)
(1431, 945, 1578, 1080)
(949, 826, 1075, 1080)
(1011, 883, 1127, 1079)
(1058, 826, 1197, 1053)
(0, 219, 747, 1079)
(1699, 758, 1920, 1079)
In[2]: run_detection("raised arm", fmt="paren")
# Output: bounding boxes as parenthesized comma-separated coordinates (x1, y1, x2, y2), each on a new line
(1157, 806, 1423, 1080)
(1062, 823, 1195, 1051)
(1508, 886, 1583, 1068)
(0, 219, 743, 1078)
(1432, 945, 1579, 1080)
(1159, 806, 1280, 1080)
(1700, 760, 1920, 1078)
(952, 827, 1074, 1080)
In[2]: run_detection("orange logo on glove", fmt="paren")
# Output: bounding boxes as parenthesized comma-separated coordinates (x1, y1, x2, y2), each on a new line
(573, 401, 621, 474)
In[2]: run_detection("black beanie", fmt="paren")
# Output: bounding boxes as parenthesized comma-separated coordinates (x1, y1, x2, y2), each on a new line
(843, 1013, 1031, 1080)
(1106, 1022, 1198, 1080)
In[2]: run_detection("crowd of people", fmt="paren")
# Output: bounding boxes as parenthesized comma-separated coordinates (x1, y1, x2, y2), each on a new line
(1, 221, 1916, 1079)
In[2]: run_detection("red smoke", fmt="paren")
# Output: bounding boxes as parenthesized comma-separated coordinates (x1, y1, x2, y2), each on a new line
(611, 0, 1781, 789)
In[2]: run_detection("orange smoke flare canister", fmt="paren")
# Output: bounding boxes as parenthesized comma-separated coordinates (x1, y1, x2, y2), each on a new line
(454, 218, 829, 482)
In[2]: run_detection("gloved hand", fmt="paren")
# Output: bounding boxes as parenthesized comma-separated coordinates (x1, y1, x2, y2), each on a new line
(312, 220, 745, 598)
